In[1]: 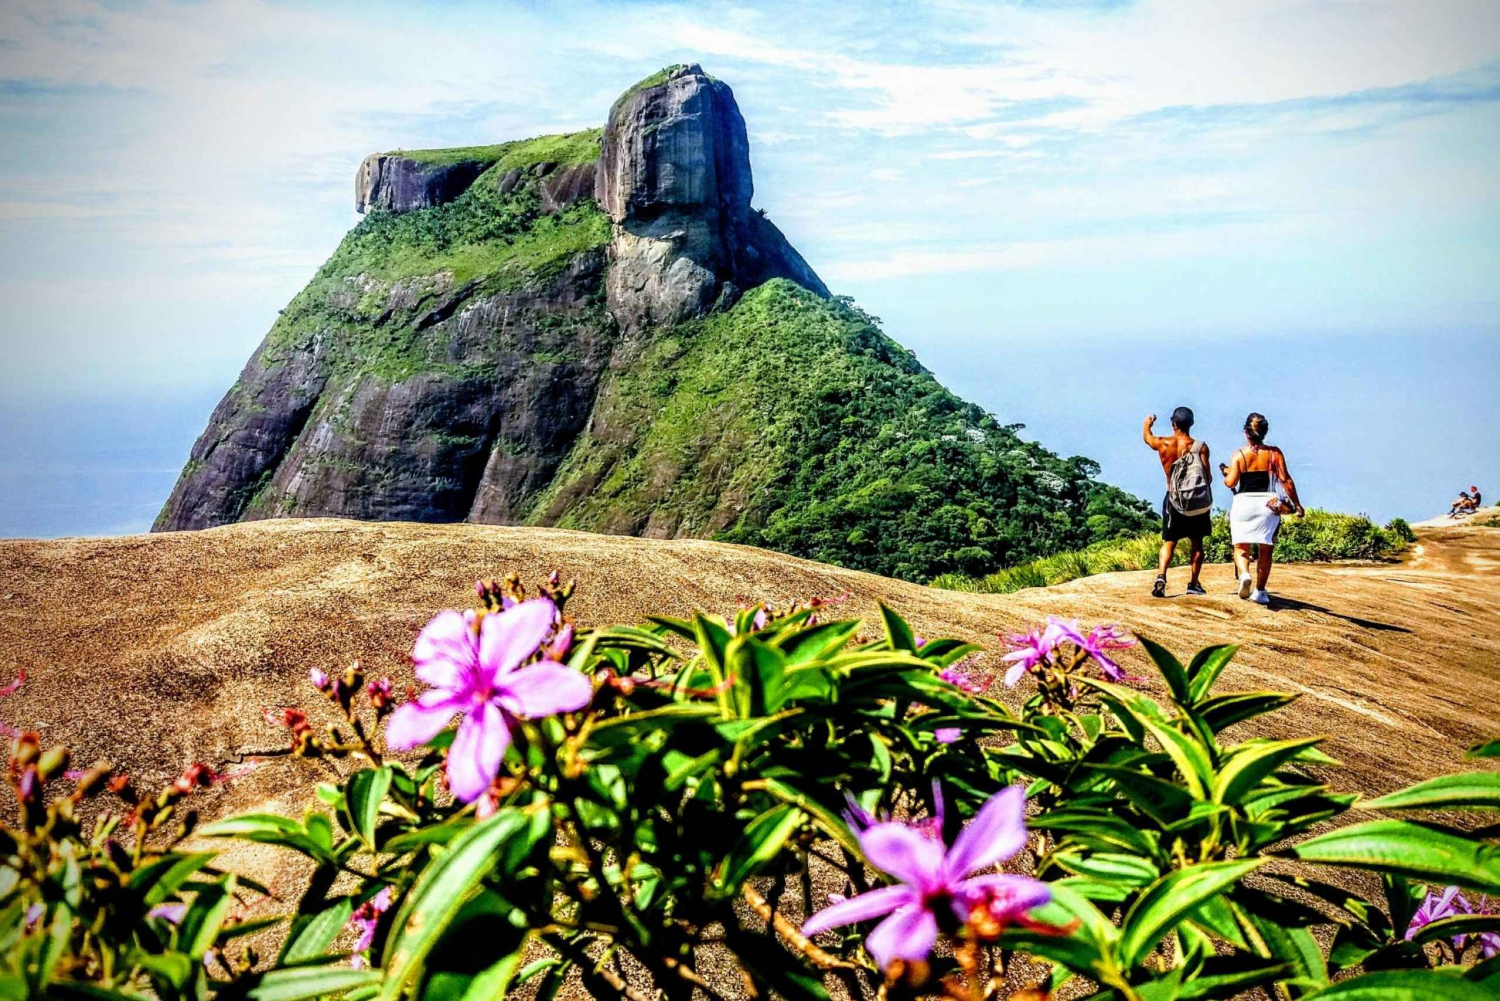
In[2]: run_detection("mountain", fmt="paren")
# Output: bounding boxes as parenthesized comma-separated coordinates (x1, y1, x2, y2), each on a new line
(155, 63, 1153, 581)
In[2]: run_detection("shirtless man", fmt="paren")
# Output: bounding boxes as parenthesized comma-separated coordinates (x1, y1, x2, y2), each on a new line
(1143, 407, 1211, 598)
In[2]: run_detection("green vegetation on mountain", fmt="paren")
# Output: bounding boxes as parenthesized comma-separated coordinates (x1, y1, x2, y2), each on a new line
(932, 508, 1411, 594)
(532, 280, 1155, 580)
(260, 132, 610, 384)
(159, 66, 1155, 580)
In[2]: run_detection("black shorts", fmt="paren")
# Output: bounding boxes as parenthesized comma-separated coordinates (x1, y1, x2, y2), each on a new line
(1162, 494, 1211, 543)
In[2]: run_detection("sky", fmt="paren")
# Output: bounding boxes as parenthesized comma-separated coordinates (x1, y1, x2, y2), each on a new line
(1, 0, 1497, 536)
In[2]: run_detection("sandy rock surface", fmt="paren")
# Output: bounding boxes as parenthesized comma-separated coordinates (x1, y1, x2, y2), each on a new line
(1, 513, 1496, 911)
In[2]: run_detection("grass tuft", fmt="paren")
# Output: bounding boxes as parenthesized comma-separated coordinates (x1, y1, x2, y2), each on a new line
(931, 509, 1412, 594)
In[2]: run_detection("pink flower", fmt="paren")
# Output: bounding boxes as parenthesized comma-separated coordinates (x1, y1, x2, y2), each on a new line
(385, 600, 592, 802)
(1054, 620, 1137, 681)
(1406, 886, 1464, 944)
(545, 623, 574, 662)
(934, 727, 963, 744)
(309, 668, 331, 692)
(1001, 618, 1137, 685)
(366, 677, 393, 710)
(1000, 623, 1062, 686)
(939, 660, 987, 694)
(1408, 888, 1500, 957)
(148, 903, 187, 924)
(804, 786, 1049, 970)
(348, 886, 393, 966)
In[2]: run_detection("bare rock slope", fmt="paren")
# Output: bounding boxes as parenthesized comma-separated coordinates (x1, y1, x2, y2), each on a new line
(2, 514, 1495, 831)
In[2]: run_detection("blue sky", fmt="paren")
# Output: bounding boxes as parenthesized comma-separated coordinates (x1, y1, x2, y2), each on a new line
(1, 0, 1497, 533)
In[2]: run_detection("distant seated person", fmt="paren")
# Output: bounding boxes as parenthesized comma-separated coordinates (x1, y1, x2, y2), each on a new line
(1450, 489, 1479, 518)
(1472, 485, 1483, 508)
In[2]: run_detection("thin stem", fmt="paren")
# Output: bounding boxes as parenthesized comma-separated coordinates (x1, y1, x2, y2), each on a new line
(742, 882, 856, 970)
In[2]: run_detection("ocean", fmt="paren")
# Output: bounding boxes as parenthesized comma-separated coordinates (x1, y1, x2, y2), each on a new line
(1, 330, 1494, 539)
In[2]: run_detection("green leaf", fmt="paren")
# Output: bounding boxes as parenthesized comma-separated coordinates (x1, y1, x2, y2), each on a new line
(1467, 738, 1500, 760)
(246, 966, 383, 1001)
(380, 808, 536, 1001)
(877, 602, 918, 653)
(999, 882, 1119, 983)
(778, 619, 861, 666)
(755, 777, 863, 855)
(278, 897, 354, 965)
(692, 612, 734, 714)
(346, 767, 393, 849)
(1359, 772, 1500, 812)
(1185, 644, 1239, 703)
(1119, 859, 1266, 967)
(1196, 691, 1298, 733)
(177, 876, 235, 959)
(1213, 737, 1326, 805)
(129, 852, 218, 906)
(1139, 717, 1214, 799)
(382, 817, 473, 855)
(1408, 913, 1500, 947)
(198, 814, 334, 864)
(1301, 969, 1497, 1000)
(713, 804, 805, 898)
(1139, 636, 1191, 704)
(456, 950, 524, 1001)
(1049, 851, 1160, 889)
(1288, 819, 1500, 895)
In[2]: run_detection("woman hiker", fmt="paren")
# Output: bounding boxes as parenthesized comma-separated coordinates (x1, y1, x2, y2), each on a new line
(1220, 412, 1304, 605)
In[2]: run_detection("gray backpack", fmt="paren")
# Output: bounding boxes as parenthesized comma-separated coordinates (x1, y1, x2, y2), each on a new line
(1167, 440, 1213, 516)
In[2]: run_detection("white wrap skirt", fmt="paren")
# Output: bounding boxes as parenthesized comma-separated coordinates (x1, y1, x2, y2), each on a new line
(1230, 491, 1282, 546)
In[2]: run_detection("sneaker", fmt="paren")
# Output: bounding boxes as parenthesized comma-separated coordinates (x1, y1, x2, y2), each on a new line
(1185, 581, 1206, 596)
(1237, 574, 1254, 600)
(1250, 589, 1271, 606)
(1151, 575, 1167, 598)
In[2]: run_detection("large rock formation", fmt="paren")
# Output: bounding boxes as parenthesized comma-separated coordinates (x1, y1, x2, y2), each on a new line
(156, 65, 1154, 583)
(355, 152, 500, 214)
(596, 63, 827, 332)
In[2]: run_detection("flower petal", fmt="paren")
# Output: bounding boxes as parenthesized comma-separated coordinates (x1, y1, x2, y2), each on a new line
(859, 822, 946, 891)
(801, 884, 914, 936)
(384, 691, 464, 750)
(498, 661, 592, 718)
(863, 904, 938, 971)
(446, 702, 509, 803)
(946, 785, 1027, 879)
(479, 599, 556, 681)
(412, 611, 478, 689)
(952, 873, 1051, 924)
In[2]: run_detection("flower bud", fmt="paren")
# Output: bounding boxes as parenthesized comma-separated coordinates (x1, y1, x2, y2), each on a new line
(12, 733, 40, 767)
(309, 668, 331, 693)
(17, 766, 41, 805)
(545, 623, 574, 662)
(366, 678, 393, 712)
(37, 746, 70, 782)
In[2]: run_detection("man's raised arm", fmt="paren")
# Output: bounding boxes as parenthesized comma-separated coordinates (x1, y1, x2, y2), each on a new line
(1142, 414, 1163, 450)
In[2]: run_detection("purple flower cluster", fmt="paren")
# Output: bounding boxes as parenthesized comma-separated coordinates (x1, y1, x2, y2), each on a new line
(1407, 886, 1499, 957)
(1001, 617, 1137, 686)
(349, 886, 394, 963)
(386, 599, 592, 803)
(805, 786, 1051, 970)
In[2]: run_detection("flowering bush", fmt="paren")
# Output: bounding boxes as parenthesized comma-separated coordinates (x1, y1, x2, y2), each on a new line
(3, 574, 1499, 1001)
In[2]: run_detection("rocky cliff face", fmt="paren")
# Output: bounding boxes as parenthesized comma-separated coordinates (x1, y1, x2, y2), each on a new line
(156, 65, 1151, 582)
(597, 64, 827, 332)
(355, 153, 497, 214)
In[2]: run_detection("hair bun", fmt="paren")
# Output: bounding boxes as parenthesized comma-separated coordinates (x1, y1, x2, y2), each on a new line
(1244, 412, 1269, 445)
